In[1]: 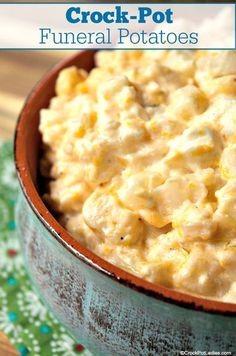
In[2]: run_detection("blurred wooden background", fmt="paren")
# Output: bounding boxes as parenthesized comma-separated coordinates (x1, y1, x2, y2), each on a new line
(0, 51, 72, 140)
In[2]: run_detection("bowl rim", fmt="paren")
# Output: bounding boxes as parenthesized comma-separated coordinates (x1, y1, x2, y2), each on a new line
(14, 50, 236, 315)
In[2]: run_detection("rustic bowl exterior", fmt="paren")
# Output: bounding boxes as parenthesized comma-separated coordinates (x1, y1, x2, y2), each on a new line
(16, 190, 236, 355)
(14, 50, 236, 355)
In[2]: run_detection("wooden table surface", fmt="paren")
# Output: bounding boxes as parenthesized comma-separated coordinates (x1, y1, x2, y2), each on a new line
(0, 50, 73, 356)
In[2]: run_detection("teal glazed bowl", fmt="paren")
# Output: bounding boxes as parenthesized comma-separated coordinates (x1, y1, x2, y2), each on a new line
(14, 51, 236, 356)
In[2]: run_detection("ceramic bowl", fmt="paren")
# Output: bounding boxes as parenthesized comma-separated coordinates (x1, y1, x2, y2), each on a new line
(14, 50, 236, 356)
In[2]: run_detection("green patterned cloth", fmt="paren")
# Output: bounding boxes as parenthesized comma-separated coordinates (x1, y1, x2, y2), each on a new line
(0, 141, 92, 356)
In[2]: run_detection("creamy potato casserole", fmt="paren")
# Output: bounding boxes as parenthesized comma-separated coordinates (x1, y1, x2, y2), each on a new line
(40, 50, 236, 302)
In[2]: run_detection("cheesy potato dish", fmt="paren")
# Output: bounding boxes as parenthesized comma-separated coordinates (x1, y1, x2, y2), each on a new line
(40, 50, 236, 302)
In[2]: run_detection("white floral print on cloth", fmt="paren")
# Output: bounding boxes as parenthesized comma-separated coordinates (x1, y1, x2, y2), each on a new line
(0, 142, 92, 356)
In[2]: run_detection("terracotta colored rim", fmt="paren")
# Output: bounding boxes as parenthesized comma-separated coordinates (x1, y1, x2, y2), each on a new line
(14, 51, 236, 315)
